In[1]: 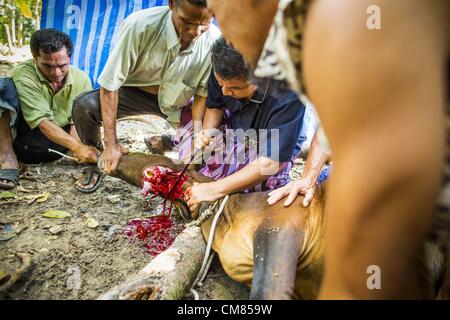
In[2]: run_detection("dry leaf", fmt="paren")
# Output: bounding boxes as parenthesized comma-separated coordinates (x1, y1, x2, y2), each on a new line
(86, 218, 99, 229)
(0, 191, 17, 199)
(25, 192, 50, 205)
(36, 192, 50, 203)
(42, 210, 72, 219)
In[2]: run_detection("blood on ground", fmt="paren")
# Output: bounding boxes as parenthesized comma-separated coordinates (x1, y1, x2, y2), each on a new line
(124, 166, 189, 256)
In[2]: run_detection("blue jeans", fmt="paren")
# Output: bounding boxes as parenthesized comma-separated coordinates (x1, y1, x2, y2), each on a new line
(0, 77, 20, 127)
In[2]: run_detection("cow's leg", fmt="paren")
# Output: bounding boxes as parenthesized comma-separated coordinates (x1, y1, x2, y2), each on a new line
(250, 222, 304, 300)
(110, 153, 162, 187)
(101, 153, 213, 187)
(102, 153, 207, 221)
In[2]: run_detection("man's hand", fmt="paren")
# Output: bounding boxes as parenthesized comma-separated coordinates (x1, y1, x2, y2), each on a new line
(73, 143, 100, 164)
(183, 129, 213, 164)
(184, 182, 223, 212)
(99, 87, 124, 173)
(103, 143, 129, 174)
(267, 177, 316, 207)
(193, 129, 212, 150)
(267, 130, 327, 208)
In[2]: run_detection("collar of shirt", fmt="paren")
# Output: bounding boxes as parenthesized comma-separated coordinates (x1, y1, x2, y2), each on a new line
(34, 61, 74, 88)
(232, 81, 270, 121)
(249, 80, 269, 104)
(165, 11, 194, 54)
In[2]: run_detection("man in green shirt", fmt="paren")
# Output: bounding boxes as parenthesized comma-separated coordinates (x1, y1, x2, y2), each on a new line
(0, 29, 98, 190)
(72, 0, 221, 192)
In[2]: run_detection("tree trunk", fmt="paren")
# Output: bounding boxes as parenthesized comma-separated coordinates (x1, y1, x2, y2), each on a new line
(4, 23, 14, 54)
(98, 225, 206, 300)
(34, 0, 40, 30)
(17, 12, 23, 47)
(10, 1, 16, 45)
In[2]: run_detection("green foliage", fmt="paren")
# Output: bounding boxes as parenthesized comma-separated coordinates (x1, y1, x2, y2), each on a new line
(14, 0, 33, 18)
(0, 0, 41, 46)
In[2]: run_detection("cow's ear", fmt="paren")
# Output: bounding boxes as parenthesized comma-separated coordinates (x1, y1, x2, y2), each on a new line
(173, 199, 192, 222)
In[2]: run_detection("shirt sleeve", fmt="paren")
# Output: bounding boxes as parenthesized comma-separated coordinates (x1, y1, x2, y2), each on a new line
(194, 57, 213, 97)
(81, 73, 93, 92)
(12, 75, 54, 129)
(97, 20, 142, 91)
(263, 94, 306, 163)
(205, 70, 226, 109)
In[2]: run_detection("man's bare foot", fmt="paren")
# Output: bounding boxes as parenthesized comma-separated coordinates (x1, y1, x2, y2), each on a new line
(75, 167, 102, 193)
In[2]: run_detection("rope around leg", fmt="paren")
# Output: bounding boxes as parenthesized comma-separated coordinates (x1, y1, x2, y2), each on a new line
(189, 195, 229, 300)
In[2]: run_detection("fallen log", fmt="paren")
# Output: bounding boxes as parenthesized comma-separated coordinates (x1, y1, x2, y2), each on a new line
(98, 225, 206, 300)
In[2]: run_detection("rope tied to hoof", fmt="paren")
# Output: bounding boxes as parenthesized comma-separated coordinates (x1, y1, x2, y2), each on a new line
(188, 195, 229, 300)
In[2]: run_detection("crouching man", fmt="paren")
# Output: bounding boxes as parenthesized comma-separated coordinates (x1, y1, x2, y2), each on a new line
(0, 29, 98, 190)
(180, 38, 308, 211)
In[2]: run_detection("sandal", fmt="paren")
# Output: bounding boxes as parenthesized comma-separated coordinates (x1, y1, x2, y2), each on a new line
(75, 167, 103, 193)
(0, 169, 19, 190)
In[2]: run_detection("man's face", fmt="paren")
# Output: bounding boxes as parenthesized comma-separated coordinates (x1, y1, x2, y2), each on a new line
(215, 73, 256, 100)
(35, 47, 70, 84)
(207, 0, 278, 69)
(169, 0, 213, 47)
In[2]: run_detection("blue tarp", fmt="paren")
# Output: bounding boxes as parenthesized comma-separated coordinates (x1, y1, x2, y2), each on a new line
(41, 0, 169, 88)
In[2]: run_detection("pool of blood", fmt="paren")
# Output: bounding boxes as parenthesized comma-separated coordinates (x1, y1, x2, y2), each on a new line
(124, 166, 189, 257)
(123, 216, 185, 256)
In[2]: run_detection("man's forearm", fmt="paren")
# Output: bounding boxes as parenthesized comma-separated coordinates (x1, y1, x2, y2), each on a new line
(301, 129, 328, 183)
(214, 157, 283, 196)
(191, 95, 207, 124)
(202, 107, 224, 131)
(39, 119, 81, 151)
(100, 87, 119, 146)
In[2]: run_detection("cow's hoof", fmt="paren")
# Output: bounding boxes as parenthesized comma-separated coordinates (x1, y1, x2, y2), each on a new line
(173, 199, 192, 222)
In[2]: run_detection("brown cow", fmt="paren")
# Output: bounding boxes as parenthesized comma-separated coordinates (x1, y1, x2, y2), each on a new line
(108, 153, 447, 299)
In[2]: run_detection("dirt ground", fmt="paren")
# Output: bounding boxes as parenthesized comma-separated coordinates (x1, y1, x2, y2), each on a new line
(0, 62, 304, 300)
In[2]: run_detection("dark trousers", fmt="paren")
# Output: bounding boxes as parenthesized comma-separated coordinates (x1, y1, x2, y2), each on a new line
(12, 113, 70, 164)
(1, 77, 68, 164)
(72, 87, 165, 150)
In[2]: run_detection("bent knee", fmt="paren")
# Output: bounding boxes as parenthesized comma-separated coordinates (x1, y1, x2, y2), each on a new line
(216, 237, 254, 285)
(72, 90, 100, 118)
(221, 256, 254, 285)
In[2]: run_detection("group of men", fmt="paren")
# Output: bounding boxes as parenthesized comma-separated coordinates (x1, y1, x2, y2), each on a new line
(1, 0, 448, 299)
(1, 0, 314, 199)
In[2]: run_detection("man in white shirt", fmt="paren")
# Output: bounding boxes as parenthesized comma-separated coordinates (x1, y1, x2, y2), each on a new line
(72, 0, 220, 192)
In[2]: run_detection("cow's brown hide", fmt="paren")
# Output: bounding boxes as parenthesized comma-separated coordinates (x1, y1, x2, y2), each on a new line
(109, 153, 447, 299)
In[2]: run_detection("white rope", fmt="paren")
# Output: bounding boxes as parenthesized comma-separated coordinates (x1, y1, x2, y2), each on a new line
(185, 199, 219, 228)
(48, 148, 78, 161)
(189, 195, 229, 300)
(197, 252, 215, 286)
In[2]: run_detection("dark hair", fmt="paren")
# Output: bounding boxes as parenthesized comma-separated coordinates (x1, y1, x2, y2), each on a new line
(174, 0, 207, 8)
(30, 29, 73, 58)
(211, 37, 249, 80)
